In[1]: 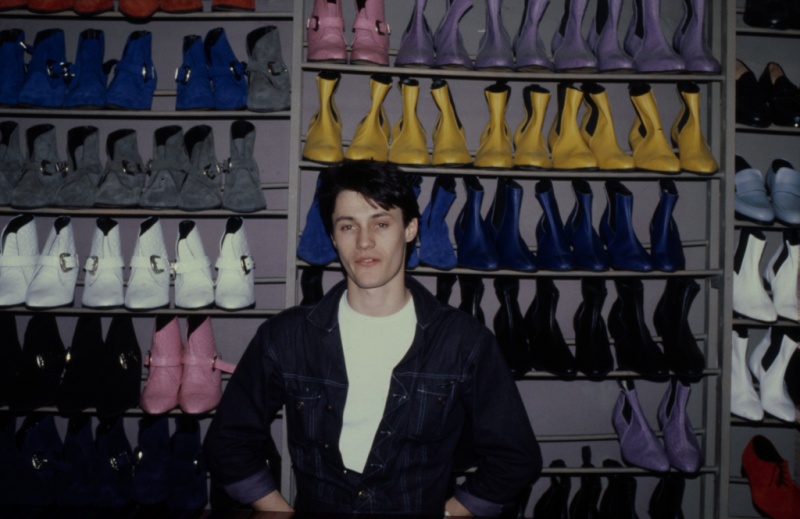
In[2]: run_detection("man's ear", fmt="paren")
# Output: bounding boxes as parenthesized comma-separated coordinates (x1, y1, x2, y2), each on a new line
(405, 217, 419, 243)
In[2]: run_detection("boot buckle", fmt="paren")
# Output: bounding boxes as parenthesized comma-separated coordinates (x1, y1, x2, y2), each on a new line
(267, 61, 285, 75)
(122, 160, 143, 175)
(175, 65, 191, 84)
(307, 16, 320, 31)
(203, 163, 220, 180)
(31, 453, 49, 471)
(85, 255, 99, 275)
(60, 253, 75, 272)
(229, 61, 245, 81)
(149, 255, 165, 274)
(141, 63, 155, 82)
(375, 20, 390, 35)
(240, 255, 253, 274)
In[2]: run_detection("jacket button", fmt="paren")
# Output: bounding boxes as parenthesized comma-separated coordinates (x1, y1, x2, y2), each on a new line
(326, 404, 333, 411)
(295, 401, 304, 410)
(358, 490, 367, 499)
(438, 396, 447, 405)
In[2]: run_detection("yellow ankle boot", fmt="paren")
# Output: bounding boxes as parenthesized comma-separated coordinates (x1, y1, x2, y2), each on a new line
(475, 82, 513, 169)
(430, 79, 472, 167)
(345, 73, 392, 161)
(389, 78, 430, 166)
(548, 83, 597, 170)
(302, 71, 343, 164)
(627, 83, 680, 173)
(513, 84, 552, 170)
(580, 82, 635, 171)
(670, 81, 718, 174)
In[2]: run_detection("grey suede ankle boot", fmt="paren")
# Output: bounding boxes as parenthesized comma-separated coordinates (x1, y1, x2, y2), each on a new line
(223, 120, 265, 213)
(140, 125, 189, 209)
(55, 126, 103, 208)
(179, 124, 222, 211)
(95, 129, 146, 208)
(246, 26, 291, 113)
(11, 124, 67, 209)
(0, 121, 24, 206)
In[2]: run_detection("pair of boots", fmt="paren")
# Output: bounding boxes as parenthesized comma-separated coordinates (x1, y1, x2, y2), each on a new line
(306, 0, 390, 65)
(2, 0, 111, 14)
(612, 378, 703, 473)
(141, 315, 236, 414)
(118, 0, 252, 20)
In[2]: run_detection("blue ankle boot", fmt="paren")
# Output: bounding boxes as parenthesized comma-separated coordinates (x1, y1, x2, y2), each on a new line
(0, 29, 26, 106)
(64, 29, 109, 109)
(535, 179, 574, 270)
(565, 179, 609, 271)
(485, 177, 537, 271)
(94, 417, 134, 507)
(168, 417, 208, 510)
(407, 174, 423, 269)
(18, 28, 68, 108)
(205, 27, 247, 110)
(176, 35, 214, 111)
(419, 175, 458, 270)
(107, 30, 157, 110)
(600, 180, 653, 271)
(58, 415, 97, 507)
(15, 414, 63, 505)
(132, 416, 170, 506)
(454, 176, 499, 270)
(297, 172, 338, 265)
(650, 179, 685, 271)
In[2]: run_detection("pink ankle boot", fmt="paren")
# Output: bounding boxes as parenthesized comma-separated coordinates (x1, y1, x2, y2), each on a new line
(306, 0, 347, 63)
(140, 316, 183, 414)
(179, 316, 236, 414)
(350, 0, 390, 65)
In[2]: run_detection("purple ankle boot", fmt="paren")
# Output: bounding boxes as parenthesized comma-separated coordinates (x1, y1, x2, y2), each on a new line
(475, 0, 514, 70)
(513, 0, 553, 71)
(433, 0, 474, 69)
(586, 0, 634, 72)
(673, 0, 721, 73)
(551, 0, 597, 71)
(624, 0, 685, 72)
(396, 0, 435, 67)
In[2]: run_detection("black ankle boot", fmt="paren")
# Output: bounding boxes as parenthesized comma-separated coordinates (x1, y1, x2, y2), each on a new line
(533, 459, 570, 518)
(525, 278, 577, 378)
(436, 273, 457, 305)
(458, 275, 486, 324)
(573, 278, 614, 380)
(569, 446, 602, 518)
(599, 459, 638, 519)
(11, 315, 66, 412)
(653, 277, 705, 381)
(57, 315, 104, 413)
(300, 266, 325, 306)
(648, 473, 686, 519)
(0, 314, 21, 407)
(492, 276, 532, 378)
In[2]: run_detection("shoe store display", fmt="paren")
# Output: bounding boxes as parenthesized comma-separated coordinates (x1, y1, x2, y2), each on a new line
(533, 460, 570, 518)
(94, 128, 146, 208)
(454, 177, 498, 270)
(168, 417, 209, 509)
(569, 446, 602, 518)
(653, 277, 705, 381)
(742, 435, 800, 519)
(224, 120, 267, 213)
(548, 83, 597, 170)
(141, 316, 183, 414)
(492, 276, 532, 379)
(96, 315, 142, 417)
(175, 35, 214, 111)
(72, 0, 113, 16)
(63, 29, 108, 109)
(474, 82, 513, 169)
(161, 0, 202, 14)
(628, 82, 681, 173)
(132, 415, 170, 505)
(525, 277, 578, 379)
(743, 0, 793, 30)
(598, 459, 638, 518)
(600, 180, 653, 272)
(624, 0, 685, 72)
(649, 179, 686, 272)
(671, 81, 718, 174)
(56, 315, 103, 413)
(344, 73, 392, 161)
(303, 71, 344, 164)
(18, 28, 68, 108)
(94, 417, 134, 507)
(458, 274, 486, 324)
(535, 179, 573, 271)
(9, 314, 66, 411)
(13, 414, 63, 505)
(0, 29, 26, 107)
(306, 0, 347, 63)
(733, 229, 778, 322)
(0, 121, 24, 206)
(205, 27, 247, 111)
(418, 175, 457, 270)
(0, 213, 39, 307)
(140, 125, 189, 210)
(430, 79, 472, 166)
(180, 124, 223, 211)
(125, 216, 171, 311)
(12, 124, 68, 209)
(118, 0, 159, 20)
(579, 82, 634, 171)
(246, 26, 291, 113)
(735, 155, 775, 223)
(215, 216, 256, 310)
(648, 473, 687, 519)
(486, 177, 537, 271)
(0, 315, 21, 408)
(389, 78, 431, 166)
(573, 278, 614, 380)
(57, 415, 97, 507)
(55, 125, 103, 208)
(513, 0, 552, 71)
(765, 159, 800, 225)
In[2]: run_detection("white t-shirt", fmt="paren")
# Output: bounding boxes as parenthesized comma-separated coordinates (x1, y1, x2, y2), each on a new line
(337, 292, 416, 472)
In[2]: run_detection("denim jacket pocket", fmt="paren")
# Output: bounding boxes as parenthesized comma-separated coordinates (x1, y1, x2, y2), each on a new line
(405, 379, 456, 441)
(285, 378, 325, 444)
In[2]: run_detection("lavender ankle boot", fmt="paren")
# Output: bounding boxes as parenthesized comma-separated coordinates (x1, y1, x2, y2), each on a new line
(673, 0, 721, 73)
(475, 0, 514, 70)
(433, 0, 474, 69)
(395, 0, 435, 67)
(586, 0, 634, 72)
(513, 0, 553, 71)
(613, 379, 670, 472)
(624, 0, 685, 72)
(551, 0, 597, 71)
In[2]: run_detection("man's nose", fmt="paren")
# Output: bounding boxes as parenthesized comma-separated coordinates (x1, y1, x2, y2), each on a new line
(357, 227, 374, 249)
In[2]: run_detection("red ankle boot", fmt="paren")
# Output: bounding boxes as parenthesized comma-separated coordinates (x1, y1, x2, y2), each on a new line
(162, 0, 202, 13)
(118, 0, 159, 19)
(742, 435, 800, 519)
(73, 0, 112, 15)
(212, 0, 253, 11)
(27, 0, 71, 12)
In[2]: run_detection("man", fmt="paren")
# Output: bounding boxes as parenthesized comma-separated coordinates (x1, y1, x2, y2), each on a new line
(204, 161, 541, 516)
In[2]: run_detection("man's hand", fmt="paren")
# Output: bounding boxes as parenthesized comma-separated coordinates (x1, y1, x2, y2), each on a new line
(252, 490, 295, 513)
(445, 496, 473, 517)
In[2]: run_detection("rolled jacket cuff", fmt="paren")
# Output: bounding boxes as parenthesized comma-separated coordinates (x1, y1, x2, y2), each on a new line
(224, 468, 278, 505)
(454, 487, 503, 517)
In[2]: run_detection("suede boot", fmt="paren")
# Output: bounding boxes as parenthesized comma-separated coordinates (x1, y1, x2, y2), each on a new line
(525, 277, 577, 378)
(573, 277, 613, 379)
(118, 0, 159, 20)
(55, 125, 103, 208)
(454, 176, 498, 270)
(96, 315, 142, 417)
(493, 276, 532, 379)
(535, 179, 573, 271)
(161, 0, 202, 13)
(569, 446, 602, 518)
(0, 29, 27, 106)
(458, 275, 485, 324)
(180, 124, 222, 211)
(624, 0, 685, 72)
(0, 214, 38, 307)
(600, 180, 653, 271)
(389, 78, 431, 166)
(484, 177, 536, 271)
(653, 277, 705, 381)
(351, 0, 391, 65)
(433, 0, 474, 69)
(140, 125, 189, 209)
(175, 35, 214, 111)
(306, 0, 347, 63)
(168, 417, 209, 509)
(81, 217, 125, 308)
(26, 215, 79, 309)
(580, 82, 634, 170)
(132, 416, 170, 505)
(513, 84, 552, 169)
(212, 0, 253, 10)
(107, 31, 157, 110)
(64, 28, 108, 109)
(18, 28, 67, 108)
(94, 417, 134, 507)
(206, 27, 247, 110)
(629, 82, 680, 173)
(513, 0, 553, 71)
(141, 316, 183, 414)
(297, 172, 337, 265)
(587, 0, 634, 72)
(246, 26, 291, 113)
(0, 121, 25, 206)
(215, 216, 256, 310)
(396, 0, 435, 67)
(10, 314, 66, 411)
(345, 73, 392, 161)
(73, 0, 113, 15)
(95, 128, 145, 207)
(174, 220, 214, 310)
(551, 0, 597, 71)
(0, 315, 21, 406)
(57, 415, 96, 507)
(13, 414, 63, 505)
(475, 82, 513, 169)
(224, 120, 266, 212)
(565, 179, 608, 271)
(475, 0, 514, 70)
(657, 378, 703, 472)
(673, 0, 720, 73)
(671, 81, 718, 174)
(650, 178, 686, 271)
(548, 83, 597, 170)
(125, 217, 170, 311)
(612, 379, 670, 472)
(303, 71, 344, 164)
(180, 316, 236, 413)
(430, 79, 472, 166)
(56, 315, 103, 413)
(12, 124, 67, 209)
(534, 459, 570, 518)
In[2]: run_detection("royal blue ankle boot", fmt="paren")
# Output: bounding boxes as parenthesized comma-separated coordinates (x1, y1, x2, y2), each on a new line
(0, 29, 26, 106)
(205, 27, 247, 110)
(18, 28, 68, 108)
(94, 417, 134, 507)
(64, 29, 108, 109)
(132, 416, 170, 506)
(107, 30, 157, 110)
(485, 177, 537, 271)
(57, 415, 97, 507)
(565, 179, 609, 271)
(176, 35, 214, 111)
(419, 175, 458, 270)
(297, 172, 337, 265)
(535, 179, 574, 270)
(650, 179, 685, 271)
(600, 180, 653, 271)
(454, 176, 499, 270)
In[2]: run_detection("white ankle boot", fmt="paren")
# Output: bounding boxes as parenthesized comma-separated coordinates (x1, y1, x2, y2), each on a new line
(731, 327, 763, 421)
(125, 217, 171, 311)
(215, 216, 255, 310)
(733, 229, 777, 322)
(82, 217, 125, 309)
(174, 220, 214, 310)
(748, 328, 797, 422)
(26, 216, 79, 309)
(764, 230, 800, 321)
(0, 214, 39, 307)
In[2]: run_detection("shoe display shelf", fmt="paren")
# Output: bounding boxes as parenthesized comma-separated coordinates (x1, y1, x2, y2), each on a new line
(729, 1, 800, 518)
(285, 0, 734, 516)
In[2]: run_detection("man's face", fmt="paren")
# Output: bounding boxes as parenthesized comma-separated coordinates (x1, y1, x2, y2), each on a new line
(330, 190, 418, 292)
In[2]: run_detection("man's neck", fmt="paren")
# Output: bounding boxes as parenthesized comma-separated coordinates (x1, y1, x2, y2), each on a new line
(345, 279, 411, 317)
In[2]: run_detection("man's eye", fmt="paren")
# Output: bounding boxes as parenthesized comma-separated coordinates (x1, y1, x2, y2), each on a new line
(376, 222, 388, 228)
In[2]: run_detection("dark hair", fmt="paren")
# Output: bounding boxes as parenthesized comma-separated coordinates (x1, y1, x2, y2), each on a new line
(317, 160, 421, 236)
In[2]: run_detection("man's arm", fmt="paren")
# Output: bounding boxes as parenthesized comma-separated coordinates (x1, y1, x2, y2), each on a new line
(253, 490, 294, 512)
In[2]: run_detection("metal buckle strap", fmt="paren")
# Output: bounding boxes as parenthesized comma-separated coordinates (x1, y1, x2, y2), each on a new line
(307, 15, 345, 30)
(171, 256, 211, 275)
(175, 64, 191, 84)
(144, 351, 182, 368)
(84, 255, 125, 274)
(182, 354, 236, 373)
(129, 254, 168, 274)
(215, 254, 254, 274)
(38, 252, 79, 272)
(0, 254, 39, 267)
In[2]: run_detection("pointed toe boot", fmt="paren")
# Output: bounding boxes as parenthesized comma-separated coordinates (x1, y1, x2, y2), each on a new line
(671, 82, 718, 174)
(430, 79, 472, 166)
(535, 179, 573, 271)
(246, 26, 291, 113)
(168, 417, 209, 509)
(96, 315, 142, 417)
(533, 459, 570, 518)
(297, 172, 338, 265)
(306, 0, 347, 63)
(742, 435, 800, 519)
(205, 27, 247, 110)
(0, 29, 26, 107)
(731, 327, 764, 421)
(650, 179, 686, 272)
(73, 0, 114, 15)
(475, 0, 514, 70)
(551, 0, 597, 72)
(600, 180, 653, 271)
(599, 459, 639, 518)
(180, 316, 236, 413)
(174, 220, 214, 310)
(733, 229, 777, 322)
(628, 82, 681, 173)
(351, 0, 391, 66)
(474, 82, 513, 169)
(623, 0, 685, 72)
(492, 277, 533, 378)
(389, 78, 431, 166)
(0, 315, 21, 407)
(95, 128, 146, 208)
(161, 0, 203, 13)
(395, 0, 435, 67)
(131, 416, 170, 505)
(513, 84, 552, 170)
(125, 216, 171, 311)
(565, 179, 608, 271)
(26, 0, 72, 12)
(64, 29, 108, 109)
(649, 474, 687, 519)
(14, 414, 63, 505)
(748, 328, 799, 421)
(658, 378, 703, 473)
(26, 216, 78, 309)
(573, 278, 614, 380)
(55, 125, 103, 208)
(485, 177, 537, 271)
(612, 379, 670, 472)
(18, 28, 67, 108)
(118, 0, 159, 20)
(513, 0, 553, 71)
(654, 278, 705, 381)
(215, 216, 256, 310)
(57, 315, 103, 413)
(140, 125, 188, 209)
(525, 277, 578, 379)
(454, 176, 498, 270)
(106, 30, 157, 110)
(580, 82, 635, 171)
(345, 73, 392, 161)
(673, 0, 721, 73)
(0, 121, 25, 206)
(180, 124, 223, 211)
(140, 315, 183, 415)
(175, 35, 214, 111)
(418, 175, 458, 270)
(548, 83, 597, 170)
(81, 217, 125, 309)
(10, 314, 66, 411)
(433, 0, 474, 69)
(93, 417, 134, 506)
(569, 446, 602, 518)
(0, 214, 39, 307)
(458, 274, 486, 324)
(12, 124, 68, 209)
(303, 71, 344, 164)
(57, 415, 97, 507)
(587, 0, 634, 72)
(224, 120, 266, 213)
(764, 229, 800, 321)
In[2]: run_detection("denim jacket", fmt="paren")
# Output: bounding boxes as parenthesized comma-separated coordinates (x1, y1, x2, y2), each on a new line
(204, 276, 542, 516)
